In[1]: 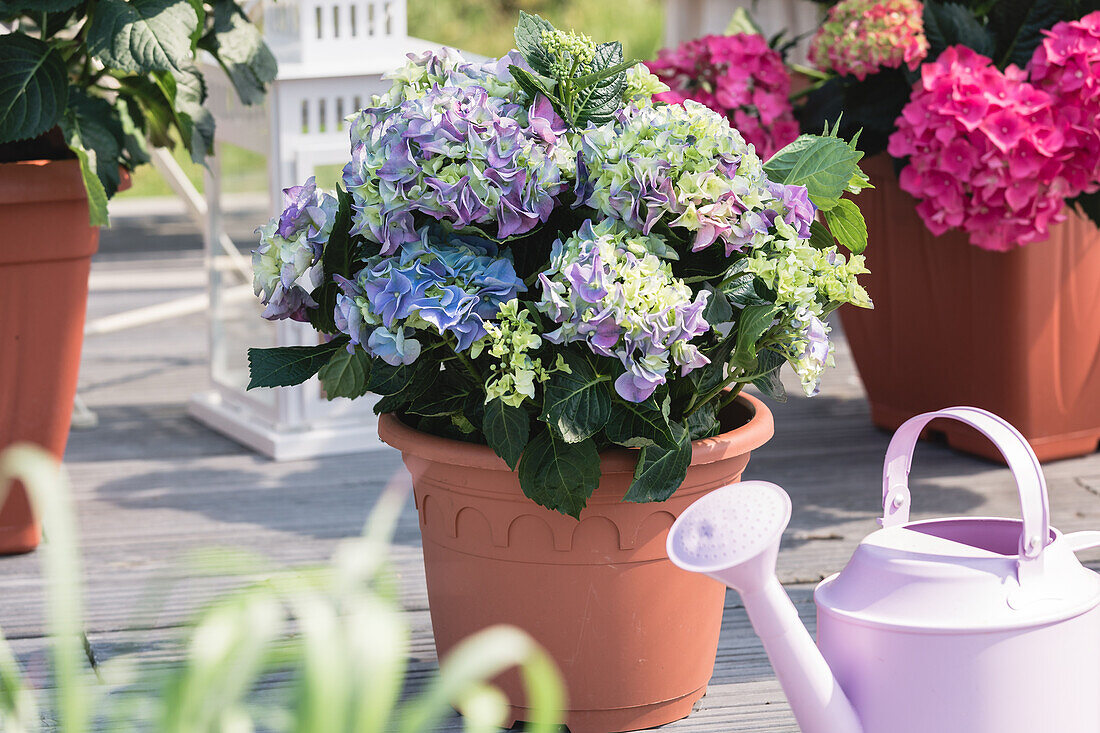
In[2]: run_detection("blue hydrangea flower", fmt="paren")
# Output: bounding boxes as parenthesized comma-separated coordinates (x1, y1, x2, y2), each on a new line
(342, 50, 573, 255)
(574, 100, 817, 255)
(333, 227, 526, 364)
(253, 177, 337, 321)
(536, 219, 711, 402)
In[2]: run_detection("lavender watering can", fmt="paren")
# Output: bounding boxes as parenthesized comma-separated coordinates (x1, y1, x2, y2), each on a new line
(668, 406, 1100, 733)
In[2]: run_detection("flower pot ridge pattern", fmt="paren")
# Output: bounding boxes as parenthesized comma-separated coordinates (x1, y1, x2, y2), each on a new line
(378, 394, 774, 733)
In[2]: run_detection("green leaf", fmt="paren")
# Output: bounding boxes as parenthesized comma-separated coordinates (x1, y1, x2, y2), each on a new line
(605, 400, 675, 449)
(374, 364, 436, 414)
(572, 41, 627, 126)
(988, 0, 1062, 68)
(751, 349, 787, 403)
(509, 65, 557, 104)
(517, 428, 600, 518)
(0, 0, 82, 10)
(308, 187, 353, 334)
(369, 357, 433, 396)
(88, 0, 199, 73)
(692, 335, 736, 395)
(246, 338, 349, 389)
(723, 271, 772, 308)
(156, 63, 214, 163)
(483, 399, 530, 470)
(513, 11, 557, 78)
(808, 220, 836, 250)
(198, 0, 277, 106)
(701, 284, 733, 325)
(405, 378, 468, 418)
(60, 132, 109, 228)
(624, 422, 692, 503)
(64, 90, 125, 198)
(0, 34, 68, 144)
(923, 2, 996, 58)
(822, 198, 868, 255)
(684, 402, 721, 440)
(732, 305, 778, 371)
(319, 347, 373, 400)
(724, 7, 764, 36)
(542, 351, 613, 443)
(764, 133, 864, 212)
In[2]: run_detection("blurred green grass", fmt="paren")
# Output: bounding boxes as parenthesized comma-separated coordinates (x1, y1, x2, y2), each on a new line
(119, 0, 665, 199)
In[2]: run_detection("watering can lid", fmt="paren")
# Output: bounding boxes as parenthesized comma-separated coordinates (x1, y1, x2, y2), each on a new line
(815, 408, 1100, 633)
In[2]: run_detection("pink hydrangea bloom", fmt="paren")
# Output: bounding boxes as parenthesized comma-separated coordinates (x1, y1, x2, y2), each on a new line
(647, 34, 798, 158)
(809, 0, 929, 80)
(1027, 11, 1100, 196)
(888, 46, 1071, 251)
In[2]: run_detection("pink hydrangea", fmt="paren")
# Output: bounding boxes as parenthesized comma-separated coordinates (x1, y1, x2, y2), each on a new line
(1027, 11, 1100, 196)
(809, 0, 929, 80)
(647, 34, 798, 158)
(887, 46, 1073, 251)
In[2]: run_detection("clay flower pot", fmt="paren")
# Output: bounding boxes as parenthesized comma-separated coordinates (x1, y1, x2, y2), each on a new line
(378, 393, 774, 733)
(840, 154, 1100, 461)
(0, 160, 101, 554)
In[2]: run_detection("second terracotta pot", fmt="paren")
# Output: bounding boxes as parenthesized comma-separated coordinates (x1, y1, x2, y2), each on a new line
(840, 154, 1100, 462)
(378, 394, 774, 733)
(0, 160, 100, 554)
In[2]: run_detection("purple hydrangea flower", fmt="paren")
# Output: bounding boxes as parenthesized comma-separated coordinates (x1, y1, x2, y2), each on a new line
(342, 64, 571, 255)
(537, 219, 711, 403)
(333, 226, 526, 361)
(253, 178, 338, 321)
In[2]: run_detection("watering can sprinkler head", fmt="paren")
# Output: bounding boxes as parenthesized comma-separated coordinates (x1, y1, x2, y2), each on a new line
(667, 480, 791, 595)
(668, 481, 864, 733)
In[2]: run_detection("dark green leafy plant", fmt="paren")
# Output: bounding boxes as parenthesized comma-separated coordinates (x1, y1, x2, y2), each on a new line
(0, 0, 276, 226)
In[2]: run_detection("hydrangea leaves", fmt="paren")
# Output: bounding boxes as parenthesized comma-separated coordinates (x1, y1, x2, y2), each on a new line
(510, 11, 634, 128)
(0, 1, 275, 227)
(0, 34, 68, 145)
(764, 122, 871, 254)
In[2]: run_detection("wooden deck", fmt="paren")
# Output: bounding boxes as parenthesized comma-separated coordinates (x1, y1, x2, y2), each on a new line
(6, 199, 1100, 731)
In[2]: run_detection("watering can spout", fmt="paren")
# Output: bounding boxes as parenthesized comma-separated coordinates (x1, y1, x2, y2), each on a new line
(668, 482, 863, 733)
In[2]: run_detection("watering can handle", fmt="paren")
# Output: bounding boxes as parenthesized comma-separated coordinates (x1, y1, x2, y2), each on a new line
(881, 407, 1050, 565)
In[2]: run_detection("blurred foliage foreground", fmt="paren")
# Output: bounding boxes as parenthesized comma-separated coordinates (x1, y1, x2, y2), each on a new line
(0, 446, 565, 732)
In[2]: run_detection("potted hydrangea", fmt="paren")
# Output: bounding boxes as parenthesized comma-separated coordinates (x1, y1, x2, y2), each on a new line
(796, 0, 1100, 461)
(0, 1, 274, 554)
(247, 14, 871, 732)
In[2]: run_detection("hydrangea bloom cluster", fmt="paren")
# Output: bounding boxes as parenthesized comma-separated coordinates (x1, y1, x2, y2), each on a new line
(574, 100, 816, 255)
(253, 177, 336, 321)
(887, 46, 1072, 251)
(472, 299, 567, 408)
(536, 220, 711, 402)
(1027, 11, 1100, 197)
(334, 228, 525, 365)
(809, 0, 929, 80)
(647, 34, 798, 158)
(342, 51, 571, 255)
(747, 240, 871, 394)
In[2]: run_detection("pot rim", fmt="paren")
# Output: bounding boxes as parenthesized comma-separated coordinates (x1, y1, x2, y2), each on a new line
(0, 159, 88, 204)
(377, 392, 774, 472)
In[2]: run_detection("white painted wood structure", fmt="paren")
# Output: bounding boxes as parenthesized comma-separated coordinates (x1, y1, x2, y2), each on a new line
(663, 0, 822, 62)
(187, 0, 440, 461)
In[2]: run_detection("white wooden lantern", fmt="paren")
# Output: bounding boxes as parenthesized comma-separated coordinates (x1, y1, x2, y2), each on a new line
(187, 0, 439, 460)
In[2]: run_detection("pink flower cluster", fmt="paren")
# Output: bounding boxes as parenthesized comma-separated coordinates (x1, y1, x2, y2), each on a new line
(887, 46, 1073, 251)
(809, 0, 929, 80)
(1028, 11, 1100, 197)
(647, 34, 798, 158)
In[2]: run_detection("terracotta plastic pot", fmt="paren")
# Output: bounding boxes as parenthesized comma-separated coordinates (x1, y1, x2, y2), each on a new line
(840, 154, 1100, 462)
(0, 160, 100, 554)
(378, 394, 774, 733)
